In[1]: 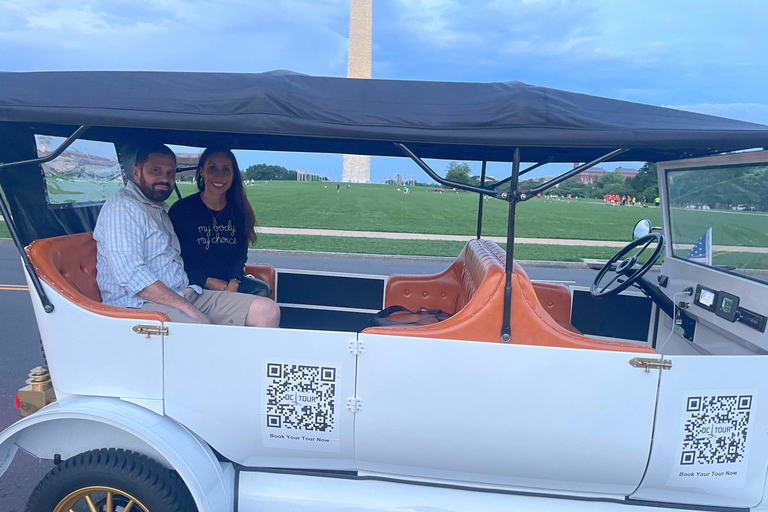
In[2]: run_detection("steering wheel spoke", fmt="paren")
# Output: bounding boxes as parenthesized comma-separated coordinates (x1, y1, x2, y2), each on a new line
(600, 272, 623, 293)
(591, 234, 664, 298)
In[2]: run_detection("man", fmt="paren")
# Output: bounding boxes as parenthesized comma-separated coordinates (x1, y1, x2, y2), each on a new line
(93, 144, 280, 327)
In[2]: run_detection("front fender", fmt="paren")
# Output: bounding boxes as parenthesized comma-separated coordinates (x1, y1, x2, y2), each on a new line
(0, 396, 232, 512)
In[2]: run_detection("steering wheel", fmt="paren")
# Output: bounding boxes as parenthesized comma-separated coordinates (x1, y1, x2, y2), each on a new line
(591, 233, 665, 297)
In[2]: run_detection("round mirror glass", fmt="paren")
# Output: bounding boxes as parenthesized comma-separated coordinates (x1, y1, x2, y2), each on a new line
(633, 219, 652, 240)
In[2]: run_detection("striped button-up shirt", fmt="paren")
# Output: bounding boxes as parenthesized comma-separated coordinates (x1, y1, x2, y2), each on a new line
(94, 181, 200, 308)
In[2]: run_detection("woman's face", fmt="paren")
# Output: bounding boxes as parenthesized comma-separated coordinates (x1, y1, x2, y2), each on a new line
(200, 152, 234, 195)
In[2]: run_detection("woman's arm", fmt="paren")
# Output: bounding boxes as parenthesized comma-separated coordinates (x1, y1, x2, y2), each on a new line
(227, 223, 249, 281)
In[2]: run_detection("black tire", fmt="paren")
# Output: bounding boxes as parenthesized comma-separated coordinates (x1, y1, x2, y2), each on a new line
(26, 448, 197, 512)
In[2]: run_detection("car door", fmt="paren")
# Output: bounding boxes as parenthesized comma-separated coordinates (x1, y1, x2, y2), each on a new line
(630, 353, 768, 508)
(163, 323, 357, 470)
(354, 333, 661, 495)
(631, 152, 768, 508)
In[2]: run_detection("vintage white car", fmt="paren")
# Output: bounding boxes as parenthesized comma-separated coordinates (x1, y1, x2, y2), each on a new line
(0, 71, 767, 512)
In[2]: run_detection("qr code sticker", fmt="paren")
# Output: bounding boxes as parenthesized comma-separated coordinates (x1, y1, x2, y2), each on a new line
(680, 395, 752, 465)
(265, 363, 336, 432)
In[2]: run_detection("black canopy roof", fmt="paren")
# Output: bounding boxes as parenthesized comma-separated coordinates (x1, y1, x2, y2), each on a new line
(1, 70, 767, 162)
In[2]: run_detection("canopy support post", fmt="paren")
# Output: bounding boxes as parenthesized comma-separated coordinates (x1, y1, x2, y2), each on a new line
(476, 161, 487, 239)
(0, 187, 54, 313)
(395, 143, 507, 199)
(521, 148, 628, 200)
(0, 126, 90, 170)
(490, 159, 551, 190)
(500, 148, 520, 342)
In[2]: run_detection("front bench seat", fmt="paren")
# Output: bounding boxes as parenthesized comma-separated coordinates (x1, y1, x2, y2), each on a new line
(26, 232, 276, 322)
(364, 239, 656, 353)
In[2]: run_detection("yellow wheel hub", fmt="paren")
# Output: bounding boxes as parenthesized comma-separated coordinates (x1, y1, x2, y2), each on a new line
(53, 486, 149, 512)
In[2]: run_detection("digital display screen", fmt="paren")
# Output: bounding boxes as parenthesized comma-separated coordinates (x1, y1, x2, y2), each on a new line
(699, 289, 715, 307)
(715, 291, 740, 322)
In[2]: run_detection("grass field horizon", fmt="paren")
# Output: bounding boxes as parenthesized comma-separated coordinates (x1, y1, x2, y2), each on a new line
(3, 181, 764, 264)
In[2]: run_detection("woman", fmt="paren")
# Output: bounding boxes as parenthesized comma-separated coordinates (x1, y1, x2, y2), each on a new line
(169, 148, 271, 297)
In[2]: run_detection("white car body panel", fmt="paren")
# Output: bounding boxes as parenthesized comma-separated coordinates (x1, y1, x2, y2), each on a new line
(631, 354, 768, 508)
(236, 471, 665, 512)
(354, 334, 660, 495)
(25, 273, 164, 399)
(164, 322, 357, 469)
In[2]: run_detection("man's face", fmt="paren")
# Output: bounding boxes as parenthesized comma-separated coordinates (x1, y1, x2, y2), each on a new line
(133, 153, 177, 203)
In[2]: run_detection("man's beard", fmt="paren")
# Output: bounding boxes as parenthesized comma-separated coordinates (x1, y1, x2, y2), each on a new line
(138, 175, 173, 202)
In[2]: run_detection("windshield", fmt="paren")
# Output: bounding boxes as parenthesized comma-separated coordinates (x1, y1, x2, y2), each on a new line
(666, 163, 768, 284)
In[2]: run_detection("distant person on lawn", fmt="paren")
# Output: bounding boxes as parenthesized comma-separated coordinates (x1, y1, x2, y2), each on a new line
(169, 148, 272, 298)
(93, 143, 279, 326)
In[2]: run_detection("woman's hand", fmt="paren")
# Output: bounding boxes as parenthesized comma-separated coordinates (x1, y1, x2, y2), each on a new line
(226, 279, 240, 293)
(205, 277, 229, 291)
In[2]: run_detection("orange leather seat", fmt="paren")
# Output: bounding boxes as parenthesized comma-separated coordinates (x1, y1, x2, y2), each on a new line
(26, 232, 277, 322)
(364, 239, 656, 354)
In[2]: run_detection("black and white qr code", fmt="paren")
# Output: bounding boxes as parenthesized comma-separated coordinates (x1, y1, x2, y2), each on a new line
(265, 363, 336, 432)
(680, 395, 752, 466)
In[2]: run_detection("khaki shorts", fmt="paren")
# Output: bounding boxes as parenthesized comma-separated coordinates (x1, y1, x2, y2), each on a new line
(141, 288, 256, 325)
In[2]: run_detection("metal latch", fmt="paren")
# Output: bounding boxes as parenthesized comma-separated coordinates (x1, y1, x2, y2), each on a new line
(348, 340, 365, 355)
(132, 324, 168, 338)
(347, 397, 362, 413)
(629, 357, 672, 372)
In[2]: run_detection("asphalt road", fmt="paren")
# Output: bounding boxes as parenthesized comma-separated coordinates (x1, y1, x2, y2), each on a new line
(0, 239, 598, 511)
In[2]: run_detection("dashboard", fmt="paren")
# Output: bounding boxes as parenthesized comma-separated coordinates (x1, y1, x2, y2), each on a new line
(693, 284, 766, 333)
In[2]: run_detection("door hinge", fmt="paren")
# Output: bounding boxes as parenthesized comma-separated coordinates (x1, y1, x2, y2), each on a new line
(629, 357, 672, 372)
(132, 324, 168, 338)
(348, 340, 365, 355)
(346, 397, 363, 413)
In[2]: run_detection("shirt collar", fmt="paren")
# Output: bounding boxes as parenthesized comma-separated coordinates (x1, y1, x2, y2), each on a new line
(124, 181, 169, 210)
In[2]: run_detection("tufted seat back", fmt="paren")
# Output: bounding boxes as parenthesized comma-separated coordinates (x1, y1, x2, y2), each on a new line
(365, 238, 656, 353)
(26, 232, 276, 321)
(46, 232, 102, 302)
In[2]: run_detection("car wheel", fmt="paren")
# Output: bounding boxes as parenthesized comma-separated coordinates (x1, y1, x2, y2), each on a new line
(26, 448, 196, 512)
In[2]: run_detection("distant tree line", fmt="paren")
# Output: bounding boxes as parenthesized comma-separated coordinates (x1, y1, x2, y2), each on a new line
(243, 163, 298, 181)
(667, 165, 767, 211)
(444, 161, 660, 201)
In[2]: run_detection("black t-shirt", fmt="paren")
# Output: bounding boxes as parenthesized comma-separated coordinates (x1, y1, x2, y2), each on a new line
(168, 193, 247, 287)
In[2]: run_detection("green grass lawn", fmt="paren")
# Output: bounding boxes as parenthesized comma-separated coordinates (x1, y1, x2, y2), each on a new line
(174, 181, 662, 241)
(7, 181, 763, 264)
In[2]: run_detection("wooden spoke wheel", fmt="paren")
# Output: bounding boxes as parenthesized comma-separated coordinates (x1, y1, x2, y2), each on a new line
(53, 486, 148, 512)
(26, 449, 196, 512)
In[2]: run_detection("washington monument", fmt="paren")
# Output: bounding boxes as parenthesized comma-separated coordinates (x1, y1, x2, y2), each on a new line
(342, 0, 372, 183)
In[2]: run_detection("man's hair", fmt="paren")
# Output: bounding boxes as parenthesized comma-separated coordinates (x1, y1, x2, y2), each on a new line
(135, 144, 176, 170)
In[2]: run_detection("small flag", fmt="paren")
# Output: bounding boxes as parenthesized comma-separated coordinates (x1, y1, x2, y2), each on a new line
(686, 228, 712, 265)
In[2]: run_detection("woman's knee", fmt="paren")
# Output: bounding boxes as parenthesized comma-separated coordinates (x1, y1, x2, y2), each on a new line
(246, 297, 280, 327)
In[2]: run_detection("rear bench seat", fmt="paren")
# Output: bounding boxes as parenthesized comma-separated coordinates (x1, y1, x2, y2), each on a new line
(26, 232, 276, 323)
(363, 239, 656, 353)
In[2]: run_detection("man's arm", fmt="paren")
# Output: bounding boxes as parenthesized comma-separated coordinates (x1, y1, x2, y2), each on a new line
(138, 281, 211, 324)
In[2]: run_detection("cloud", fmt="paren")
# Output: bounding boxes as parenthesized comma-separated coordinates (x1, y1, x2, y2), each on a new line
(662, 104, 768, 127)
(0, 0, 351, 75)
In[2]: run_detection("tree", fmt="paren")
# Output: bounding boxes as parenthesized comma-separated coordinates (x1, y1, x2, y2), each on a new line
(627, 163, 657, 195)
(243, 163, 297, 181)
(445, 161, 472, 185)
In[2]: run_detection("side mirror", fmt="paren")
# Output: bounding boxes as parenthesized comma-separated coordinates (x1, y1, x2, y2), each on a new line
(633, 219, 652, 240)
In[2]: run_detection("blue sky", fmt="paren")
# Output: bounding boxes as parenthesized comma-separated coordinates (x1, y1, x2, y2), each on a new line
(2, 0, 767, 182)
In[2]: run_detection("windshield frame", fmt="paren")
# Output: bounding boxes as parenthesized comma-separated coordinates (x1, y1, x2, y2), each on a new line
(659, 150, 768, 286)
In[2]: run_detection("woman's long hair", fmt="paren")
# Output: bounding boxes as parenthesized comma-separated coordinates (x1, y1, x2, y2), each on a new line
(196, 148, 257, 243)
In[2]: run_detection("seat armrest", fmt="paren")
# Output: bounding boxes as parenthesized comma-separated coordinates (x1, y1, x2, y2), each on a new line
(385, 264, 461, 314)
(47, 284, 170, 323)
(244, 263, 276, 300)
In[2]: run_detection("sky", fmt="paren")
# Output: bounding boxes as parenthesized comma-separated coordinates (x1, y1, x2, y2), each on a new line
(2, 0, 768, 182)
